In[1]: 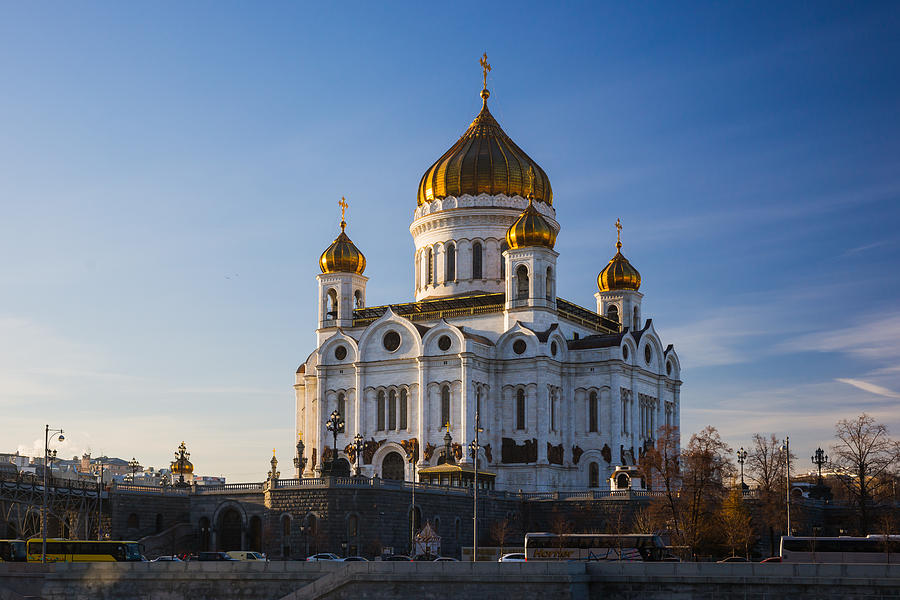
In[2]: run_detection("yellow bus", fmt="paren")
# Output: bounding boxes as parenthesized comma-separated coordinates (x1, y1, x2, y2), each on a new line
(0, 540, 27, 562)
(26, 539, 143, 562)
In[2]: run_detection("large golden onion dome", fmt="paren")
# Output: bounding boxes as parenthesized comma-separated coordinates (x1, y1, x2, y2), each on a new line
(170, 458, 193, 474)
(598, 219, 641, 292)
(417, 76, 552, 206)
(319, 199, 366, 275)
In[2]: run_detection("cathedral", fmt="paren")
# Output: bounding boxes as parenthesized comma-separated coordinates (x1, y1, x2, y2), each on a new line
(295, 60, 682, 492)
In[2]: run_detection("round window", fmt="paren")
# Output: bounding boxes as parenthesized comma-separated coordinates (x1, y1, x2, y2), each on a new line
(513, 340, 527, 355)
(622, 346, 629, 360)
(644, 345, 652, 364)
(438, 335, 452, 352)
(550, 341, 558, 356)
(383, 331, 401, 352)
(666, 361, 672, 376)
(334, 345, 347, 360)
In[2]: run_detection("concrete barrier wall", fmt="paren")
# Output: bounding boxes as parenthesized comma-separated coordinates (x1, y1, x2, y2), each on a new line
(1, 561, 898, 600)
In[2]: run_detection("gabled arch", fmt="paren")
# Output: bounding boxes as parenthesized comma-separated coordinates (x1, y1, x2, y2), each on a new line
(357, 307, 424, 361)
(318, 330, 360, 366)
(496, 322, 540, 359)
(421, 320, 466, 356)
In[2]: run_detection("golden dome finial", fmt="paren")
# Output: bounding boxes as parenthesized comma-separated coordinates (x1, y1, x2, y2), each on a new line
(526, 166, 536, 202)
(339, 196, 348, 231)
(598, 218, 641, 292)
(479, 52, 491, 103)
(319, 199, 366, 275)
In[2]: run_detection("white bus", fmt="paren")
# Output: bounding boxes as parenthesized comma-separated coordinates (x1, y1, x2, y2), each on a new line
(780, 535, 900, 563)
(524, 533, 670, 562)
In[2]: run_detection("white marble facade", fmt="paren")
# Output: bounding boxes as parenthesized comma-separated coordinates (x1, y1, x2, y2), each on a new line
(295, 190, 682, 493)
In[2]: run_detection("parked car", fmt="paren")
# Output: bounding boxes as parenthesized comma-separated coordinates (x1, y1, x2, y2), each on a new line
(306, 553, 342, 561)
(341, 556, 369, 562)
(760, 556, 782, 563)
(382, 554, 412, 561)
(498, 553, 526, 562)
(151, 555, 183, 562)
(433, 557, 458, 561)
(195, 552, 237, 561)
(227, 551, 266, 561)
(717, 556, 750, 563)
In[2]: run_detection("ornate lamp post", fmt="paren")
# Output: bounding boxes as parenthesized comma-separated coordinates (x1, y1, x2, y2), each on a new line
(811, 447, 828, 485)
(94, 459, 106, 540)
(469, 410, 482, 562)
(736, 447, 748, 490)
(325, 410, 344, 475)
(408, 440, 419, 555)
(353, 433, 364, 477)
(293, 434, 307, 478)
(174, 442, 191, 487)
(781, 436, 791, 535)
(42, 425, 64, 563)
(128, 457, 140, 483)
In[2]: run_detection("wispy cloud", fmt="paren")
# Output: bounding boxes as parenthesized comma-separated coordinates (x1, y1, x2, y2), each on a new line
(780, 313, 900, 361)
(835, 378, 900, 399)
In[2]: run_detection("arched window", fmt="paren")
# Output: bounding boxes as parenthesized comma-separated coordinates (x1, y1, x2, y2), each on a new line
(281, 514, 291, 558)
(633, 306, 640, 330)
(388, 389, 397, 430)
(500, 241, 509, 279)
(337, 392, 346, 420)
(546, 267, 554, 300)
(355, 290, 363, 309)
(589, 391, 598, 433)
(516, 389, 525, 430)
(434, 516, 441, 533)
(426, 248, 434, 285)
(550, 390, 557, 431)
(377, 390, 385, 431)
(589, 462, 599, 488)
(399, 388, 408, 430)
(440, 385, 450, 429)
(516, 265, 529, 300)
(326, 289, 338, 320)
(446, 243, 456, 281)
(472, 242, 483, 279)
(606, 305, 619, 323)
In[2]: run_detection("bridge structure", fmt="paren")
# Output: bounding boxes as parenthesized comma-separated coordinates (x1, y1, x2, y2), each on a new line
(0, 471, 105, 541)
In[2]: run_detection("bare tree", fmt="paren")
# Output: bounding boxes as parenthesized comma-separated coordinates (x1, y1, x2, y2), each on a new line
(747, 433, 793, 554)
(718, 487, 755, 558)
(490, 518, 512, 556)
(831, 414, 900, 534)
(640, 425, 682, 537)
(680, 426, 734, 557)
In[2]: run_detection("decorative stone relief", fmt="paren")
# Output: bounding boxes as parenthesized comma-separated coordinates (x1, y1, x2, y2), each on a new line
(483, 443, 493, 463)
(501, 437, 538, 464)
(601, 444, 612, 464)
(400, 438, 420, 464)
(423, 443, 436, 463)
(363, 439, 385, 465)
(571, 445, 584, 465)
(547, 443, 564, 465)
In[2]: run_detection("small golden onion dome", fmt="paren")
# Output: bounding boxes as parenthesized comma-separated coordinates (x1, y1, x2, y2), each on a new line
(417, 87, 553, 206)
(169, 458, 193, 475)
(319, 220, 366, 275)
(506, 198, 557, 249)
(597, 219, 641, 291)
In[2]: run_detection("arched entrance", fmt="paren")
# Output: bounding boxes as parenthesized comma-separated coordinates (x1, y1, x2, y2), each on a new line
(382, 451, 404, 480)
(332, 458, 351, 477)
(219, 509, 243, 551)
(249, 516, 262, 552)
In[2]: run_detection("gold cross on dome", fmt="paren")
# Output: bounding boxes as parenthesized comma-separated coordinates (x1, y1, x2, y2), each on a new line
(615, 218, 623, 249)
(526, 166, 535, 200)
(339, 197, 348, 222)
(480, 53, 491, 89)
(445, 422, 451, 432)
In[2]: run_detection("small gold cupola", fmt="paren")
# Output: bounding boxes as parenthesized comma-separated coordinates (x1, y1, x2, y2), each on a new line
(506, 167, 557, 249)
(597, 218, 641, 291)
(319, 197, 366, 275)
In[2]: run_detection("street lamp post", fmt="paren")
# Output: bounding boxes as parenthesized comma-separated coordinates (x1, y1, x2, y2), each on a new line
(42, 425, 64, 563)
(781, 436, 791, 535)
(325, 410, 344, 475)
(174, 442, 190, 487)
(95, 460, 105, 540)
(469, 410, 482, 563)
(353, 433, 364, 477)
(811, 447, 828, 485)
(408, 444, 418, 556)
(128, 457, 140, 483)
(736, 447, 748, 490)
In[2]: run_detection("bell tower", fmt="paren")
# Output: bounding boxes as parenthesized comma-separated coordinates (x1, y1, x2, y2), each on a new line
(317, 198, 368, 335)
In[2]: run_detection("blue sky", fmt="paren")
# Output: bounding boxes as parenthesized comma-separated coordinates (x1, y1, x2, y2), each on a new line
(1, 2, 898, 481)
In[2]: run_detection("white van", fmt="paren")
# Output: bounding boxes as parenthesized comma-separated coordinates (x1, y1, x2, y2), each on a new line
(226, 551, 266, 561)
